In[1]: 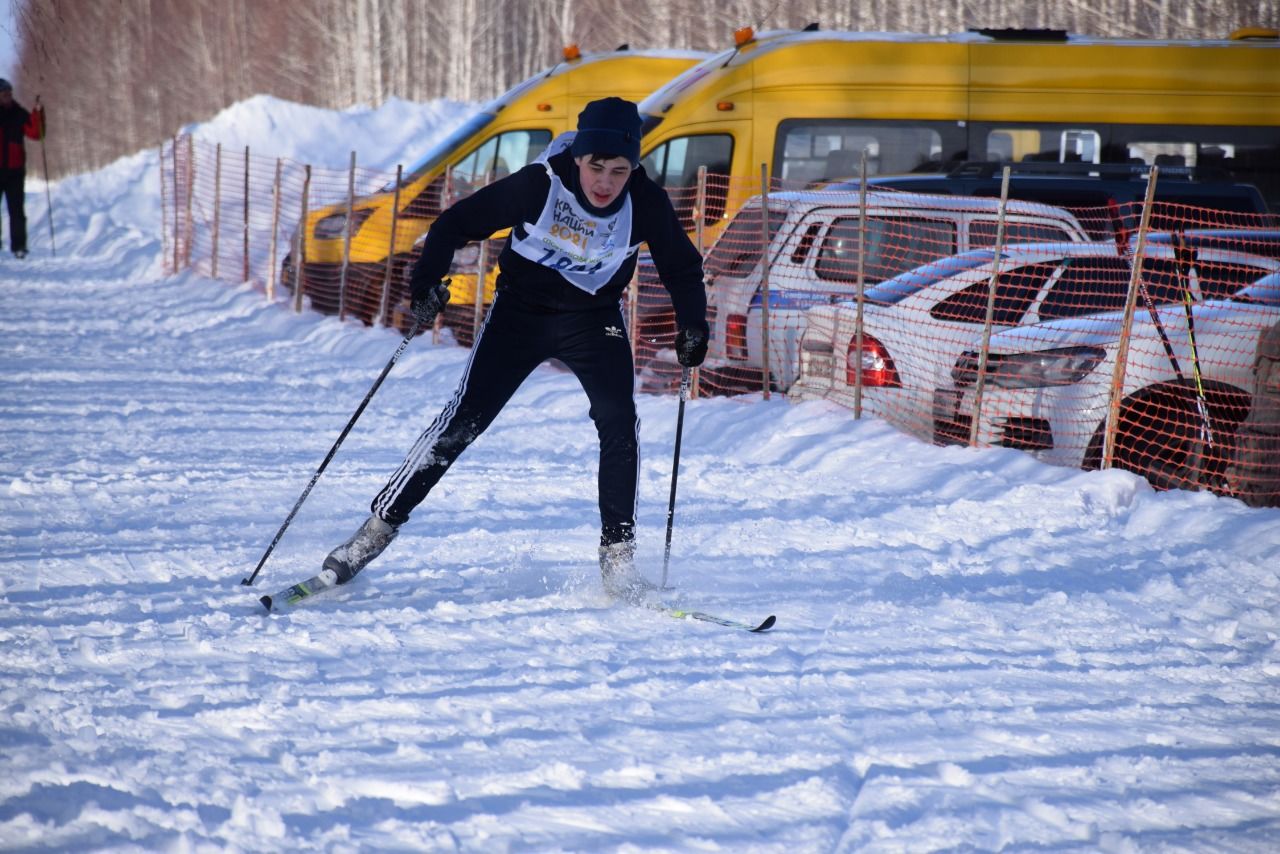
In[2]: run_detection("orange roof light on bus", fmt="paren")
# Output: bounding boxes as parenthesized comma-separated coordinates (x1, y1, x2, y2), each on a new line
(1229, 27, 1278, 39)
(563, 44, 581, 61)
(734, 27, 755, 47)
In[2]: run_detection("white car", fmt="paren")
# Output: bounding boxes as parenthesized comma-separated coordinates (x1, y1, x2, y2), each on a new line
(638, 189, 1090, 393)
(790, 243, 1280, 442)
(933, 267, 1280, 491)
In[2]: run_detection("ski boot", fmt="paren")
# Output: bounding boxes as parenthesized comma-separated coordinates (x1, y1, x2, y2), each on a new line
(323, 515, 398, 584)
(599, 540, 655, 603)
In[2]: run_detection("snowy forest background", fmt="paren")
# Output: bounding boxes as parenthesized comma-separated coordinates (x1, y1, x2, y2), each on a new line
(9, 0, 1279, 179)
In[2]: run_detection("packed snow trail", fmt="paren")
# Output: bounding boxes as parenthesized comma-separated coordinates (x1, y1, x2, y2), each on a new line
(2, 102, 1280, 852)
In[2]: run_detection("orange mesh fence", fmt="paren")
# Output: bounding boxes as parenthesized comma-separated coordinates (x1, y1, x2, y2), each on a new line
(783, 193, 1280, 506)
(160, 135, 500, 340)
(163, 135, 1280, 506)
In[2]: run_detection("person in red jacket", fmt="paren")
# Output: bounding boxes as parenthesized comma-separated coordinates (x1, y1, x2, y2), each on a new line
(0, 79, 45, 259)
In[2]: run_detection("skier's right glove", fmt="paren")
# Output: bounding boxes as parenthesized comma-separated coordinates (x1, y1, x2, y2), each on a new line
(674, 325, 709, 368)
(411, 278, 451, 326)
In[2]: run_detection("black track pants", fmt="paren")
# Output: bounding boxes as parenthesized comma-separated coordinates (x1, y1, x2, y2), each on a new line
(0, 170, 27, 254)
(372, 294, 640, 545)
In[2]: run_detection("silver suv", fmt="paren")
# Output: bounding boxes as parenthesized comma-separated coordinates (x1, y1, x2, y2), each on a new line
(641, 189, 1090, 394)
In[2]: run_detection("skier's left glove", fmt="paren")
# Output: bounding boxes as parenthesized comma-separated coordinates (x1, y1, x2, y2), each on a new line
(674, 325, 709, 368)
(411, 278, 451, 326)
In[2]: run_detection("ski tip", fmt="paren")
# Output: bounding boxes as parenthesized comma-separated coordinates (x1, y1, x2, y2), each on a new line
(259, 594, 274, 613)
(752, 615, 777, 632)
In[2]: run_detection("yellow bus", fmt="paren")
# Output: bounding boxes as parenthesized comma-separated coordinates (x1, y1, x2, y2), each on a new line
(284, 45, 707, 331)
(637, 25, 1280, 245)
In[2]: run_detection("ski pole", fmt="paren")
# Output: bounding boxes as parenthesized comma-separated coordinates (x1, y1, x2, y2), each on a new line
(36, 96, 55, 256)
(1174, 231, 1214, 454)
(660, 366, 692, 589)
(242, 294, 445, 586)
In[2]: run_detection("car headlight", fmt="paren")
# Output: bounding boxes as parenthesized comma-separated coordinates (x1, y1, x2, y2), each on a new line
(989, 346, 1107, 389)
(313, 208, 374, 240)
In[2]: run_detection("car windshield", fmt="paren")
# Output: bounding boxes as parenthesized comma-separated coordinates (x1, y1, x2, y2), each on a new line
(704, 205, 789, 279)
(862, 250, 998, 306)
(381, 111, 497, 190)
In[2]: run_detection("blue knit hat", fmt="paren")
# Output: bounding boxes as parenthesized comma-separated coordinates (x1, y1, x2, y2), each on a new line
(570, 97, 642, 166)
(0, 79, 11, 93)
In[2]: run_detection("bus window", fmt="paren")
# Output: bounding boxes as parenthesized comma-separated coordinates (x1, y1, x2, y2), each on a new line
(494, 130, 552, 179)
(986, 125, 1102, 163)
(775, 121, 951, 183)
(1061, 129, 1101, 163)
(641, 134, 733, 228)
(451, 136, 500, 199)
(446, 130, 553, 202)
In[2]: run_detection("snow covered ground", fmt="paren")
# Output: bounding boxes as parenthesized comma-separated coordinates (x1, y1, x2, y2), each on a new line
(2, 97, 1279, 853)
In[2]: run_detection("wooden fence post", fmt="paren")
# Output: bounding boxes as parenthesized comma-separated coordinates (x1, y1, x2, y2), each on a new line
(243, 145, 251, 283)
(168, 139, 179, 273)
(267, 158, 283, 300)
(212, 143, 222, 278)
(759, 162, 771, 399)
(1103, 166, 1161, 470)
(184, 135, 194, 268)
(293, 165, 311, 314)
(378, 164, 403, 327)
(968, 166, 1013, 447)
(338, 150, 357, 320)
(853, 152, 869, 419)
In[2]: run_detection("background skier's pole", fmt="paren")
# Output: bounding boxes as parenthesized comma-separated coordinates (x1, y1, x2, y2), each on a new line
(36, 96, 56, 256)
(241, 295, 445, 587)
(661, 367, 692, 589)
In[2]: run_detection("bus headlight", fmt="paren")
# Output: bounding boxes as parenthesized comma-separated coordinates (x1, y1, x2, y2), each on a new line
(314, 208, 374, 240)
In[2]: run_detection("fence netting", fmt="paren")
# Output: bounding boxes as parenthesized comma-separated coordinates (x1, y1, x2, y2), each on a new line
(161, 134, 1280, 506)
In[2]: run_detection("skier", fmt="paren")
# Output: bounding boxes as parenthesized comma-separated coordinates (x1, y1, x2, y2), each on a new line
(323, 97, 709, 601)
(0, 79, 45, 259)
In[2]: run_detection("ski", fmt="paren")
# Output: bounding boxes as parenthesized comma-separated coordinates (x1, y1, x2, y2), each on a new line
(257, 569, 775, 633)
(258, 568, 339, 613)
(653, 605, 776, 633)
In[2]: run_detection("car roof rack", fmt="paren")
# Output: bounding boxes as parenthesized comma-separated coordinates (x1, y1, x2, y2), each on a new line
(945, 160, 1200, 181)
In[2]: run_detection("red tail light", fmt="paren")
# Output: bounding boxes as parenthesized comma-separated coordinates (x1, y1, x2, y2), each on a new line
(726, 313, 748, 360)
(846, 334, 901, 388)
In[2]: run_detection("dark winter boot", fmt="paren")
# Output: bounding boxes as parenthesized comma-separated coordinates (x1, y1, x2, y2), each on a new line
(323, 515, 398, 584)
(599, 540, 654, 603)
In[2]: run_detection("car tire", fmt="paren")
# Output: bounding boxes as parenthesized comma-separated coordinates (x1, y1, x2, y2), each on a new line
(1087, 382, 1250, 492)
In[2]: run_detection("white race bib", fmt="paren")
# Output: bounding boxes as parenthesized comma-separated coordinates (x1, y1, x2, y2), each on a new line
(510, 143, 639, 294)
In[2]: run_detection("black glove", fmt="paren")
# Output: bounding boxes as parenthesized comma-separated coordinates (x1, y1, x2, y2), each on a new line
(411, 278, 451, 325)
(674, 325, 708, 368)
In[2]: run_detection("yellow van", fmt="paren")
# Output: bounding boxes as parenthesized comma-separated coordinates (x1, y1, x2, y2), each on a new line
(630, 25, 1278, 367)
(282, 45, 707, 333)
(637, 25, 1280, 247)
